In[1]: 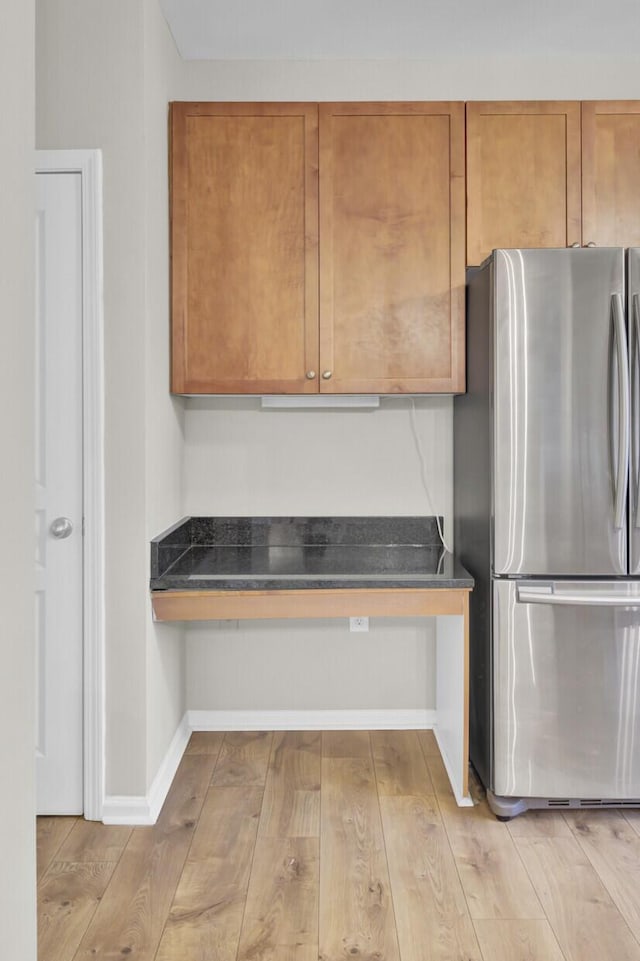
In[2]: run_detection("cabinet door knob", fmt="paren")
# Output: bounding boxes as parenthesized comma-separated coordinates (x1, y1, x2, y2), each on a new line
(305, 370, 316, 380)
(322, 370, 332, 380)
(585, 241, 597, 247)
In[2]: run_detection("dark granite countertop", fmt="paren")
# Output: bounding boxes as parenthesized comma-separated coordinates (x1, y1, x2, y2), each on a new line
(150, 517, 473, 592)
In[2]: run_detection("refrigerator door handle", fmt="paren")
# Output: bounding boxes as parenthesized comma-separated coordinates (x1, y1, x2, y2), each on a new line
(633, 293, 640, 529)
(517, 583, 640, 608)
(612, 293, 630, 530)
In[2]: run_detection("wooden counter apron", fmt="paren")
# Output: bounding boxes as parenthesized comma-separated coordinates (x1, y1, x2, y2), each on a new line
(151, 585, 472, 806)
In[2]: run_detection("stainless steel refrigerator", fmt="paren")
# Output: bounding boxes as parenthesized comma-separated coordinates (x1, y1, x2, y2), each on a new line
(454, 247, 640, 819)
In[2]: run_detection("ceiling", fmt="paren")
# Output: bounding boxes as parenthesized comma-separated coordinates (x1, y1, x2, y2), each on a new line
(159, 0, 640, 61)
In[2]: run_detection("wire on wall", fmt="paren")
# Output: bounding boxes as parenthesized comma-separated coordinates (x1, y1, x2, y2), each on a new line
(409, 398, 452, 554)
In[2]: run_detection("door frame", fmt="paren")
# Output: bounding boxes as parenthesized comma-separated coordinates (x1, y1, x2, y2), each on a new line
(36, 149, 105, 820)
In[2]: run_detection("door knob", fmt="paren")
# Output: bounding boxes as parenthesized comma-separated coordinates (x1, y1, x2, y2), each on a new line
(50, 516, 73, 539)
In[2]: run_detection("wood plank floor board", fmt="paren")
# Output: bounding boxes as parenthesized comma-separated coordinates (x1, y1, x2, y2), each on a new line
(380, 795, 483, 961)
(473, 919, 567, 961)
(71, 753, 215, 961)
(185, 730, 225, 756)
(36, 816, 78, 881)
(322, 730, 372, 758)
(417, 729, 441, 758)
(506, 812, 574, 839)
(183, 784, 264, 865)
(236, 836, 319, 961)
(372, 730, 435, 797)
(622, 810, 640, 838)
(37, 731, 640, 961)
(154, 861, 248, 961)
(424, 753, 457, 799)
(259, 731, 321, 838)
(444, 822, 546, 921)
(155, 785, 264, 961)
(564, 810, 640, 944)
(514, 835, 640, 961)
(38, 860, 117, 961)
(56, 818, 133, 863)
(319, 755, 401, 961)
(566, 809, 638, 842)
(211, 730, 273, 786)
(428, 758, 544, 920)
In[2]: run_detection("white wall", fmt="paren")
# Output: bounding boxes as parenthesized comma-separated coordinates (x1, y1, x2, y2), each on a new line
(160, 0, 640, 61)
(177, 56, 640, 102)
(142, 0, 187, 790)
(188, 618, 434, 713)
(0, 0, 36, 955)
(36, 0, 187, 796)
(37, 0, 149, 795)
(33, 3, 640, 800)
(184, 398, 452, 519)
(183, 397, 450, 714)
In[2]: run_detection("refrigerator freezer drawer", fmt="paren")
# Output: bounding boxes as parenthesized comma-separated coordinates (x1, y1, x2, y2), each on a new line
(493, 578, 640, 799)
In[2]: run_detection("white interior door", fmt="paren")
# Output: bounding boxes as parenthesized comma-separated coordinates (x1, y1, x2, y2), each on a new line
(35, 170, 84, 814)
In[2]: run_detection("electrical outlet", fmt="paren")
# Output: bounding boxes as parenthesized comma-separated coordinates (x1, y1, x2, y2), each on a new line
(349, 616, 369, 632)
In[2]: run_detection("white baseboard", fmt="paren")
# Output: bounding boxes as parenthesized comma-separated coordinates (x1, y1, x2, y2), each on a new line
(101, 708, 436, 825)
(187, 708, 436, 731)
(102, 713, 191, 825)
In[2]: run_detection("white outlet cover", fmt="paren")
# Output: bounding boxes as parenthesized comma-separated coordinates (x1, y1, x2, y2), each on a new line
(349, 616, 369, 632)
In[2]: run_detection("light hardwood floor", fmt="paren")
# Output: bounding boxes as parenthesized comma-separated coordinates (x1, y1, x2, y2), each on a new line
(37, 730, 640, 961)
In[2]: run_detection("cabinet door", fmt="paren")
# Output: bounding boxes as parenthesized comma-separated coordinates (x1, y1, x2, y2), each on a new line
(582, 101, 640, 247)
(170, 102, 319, 394)
(466, 101, 582, 266)
(319, 102, 465, 393)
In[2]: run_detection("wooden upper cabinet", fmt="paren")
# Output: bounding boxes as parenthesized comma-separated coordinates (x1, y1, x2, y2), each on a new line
(319, 102, 466, 393)
(466, 101, 582, 266)
(582, 101, 640, 247)
(170, 102, 319, 394)
(171, 100, 465, 395)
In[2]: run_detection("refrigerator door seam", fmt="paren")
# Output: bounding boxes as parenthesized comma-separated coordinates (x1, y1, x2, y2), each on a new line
(632, 292, 640, 531)
(612, 292, 630, 531)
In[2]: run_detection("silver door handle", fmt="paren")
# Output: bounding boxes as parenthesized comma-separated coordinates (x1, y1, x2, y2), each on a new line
(50, 516, 73, 539)
(612, 293, 630, 530)
(634, 293, 640, 529)
(517, 585, 640, 607)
